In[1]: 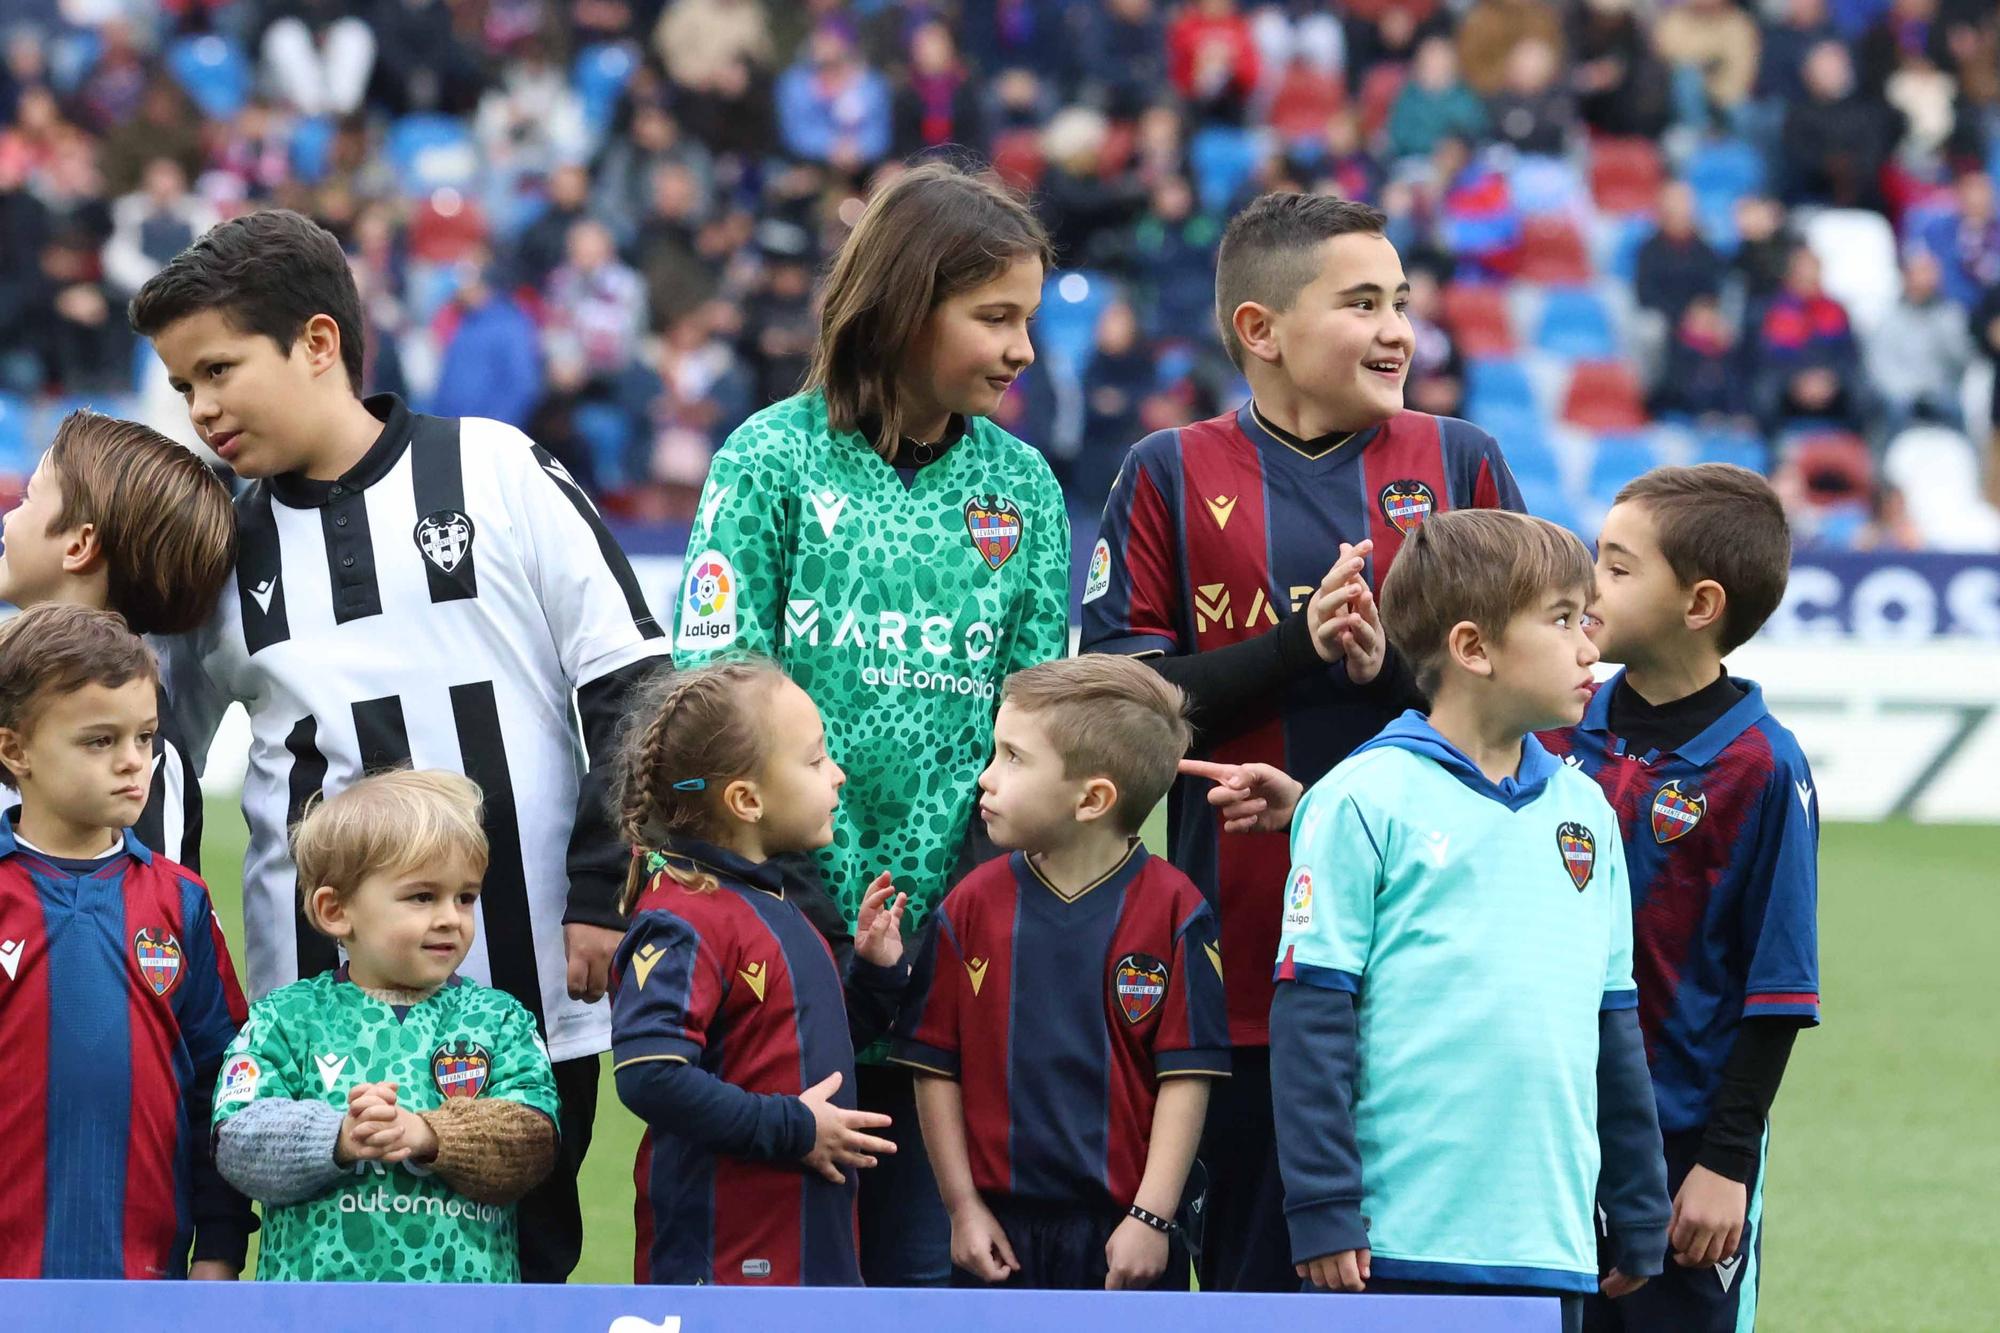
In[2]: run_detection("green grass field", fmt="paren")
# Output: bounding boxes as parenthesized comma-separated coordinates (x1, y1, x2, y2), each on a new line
(199, 798, 1995, 1326)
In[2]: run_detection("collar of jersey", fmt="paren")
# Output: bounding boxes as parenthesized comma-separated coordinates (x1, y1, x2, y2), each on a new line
(1580, 669, 1771, 766)
(268, 392, 417, 509)
(0, 811, 150, 867)
(1239, 400, 1380, 462)
(1015, 839, 1147, 904)
(658, 835, 788, 899)
(1356, 708, 1562, 810)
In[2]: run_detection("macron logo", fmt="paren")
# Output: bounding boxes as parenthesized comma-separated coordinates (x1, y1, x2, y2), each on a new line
(1715, 1254, 1744, 1293)
(250, 578, 277, 615)
(1795, 780, 1814, 823)
(809, 490, 846, 539)
(0, 939, 22, 980)
(1421, 831, 1450, 867)
(698, 482, 732, 533)
(315, 1052, 349, 1091)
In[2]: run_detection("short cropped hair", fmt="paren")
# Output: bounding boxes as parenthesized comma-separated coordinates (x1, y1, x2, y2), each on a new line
(44, 411, 237, 636)
(1613, 464, 1791, 653)
(1381, 510, 1596, 696)
(1002, 657, 1192, 835)
(293, 770, 488, 935)
(0, 604, 158, 782)
(1214, 193, 1389, 369)
(130, 208, 366, 395)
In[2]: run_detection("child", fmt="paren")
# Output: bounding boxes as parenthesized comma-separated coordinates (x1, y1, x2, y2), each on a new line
(1272, 510, 1668, 1333)
(894, 656, 1230, 1291)
(131, 208, 671, 1281)
(671, 161, 1069, 1286)
(1082, 191, 1524, 1292)
(212, 769, 559, 1282)
(610, 660, 911, 1287)
(0, 408, 236, 869)
(0, 604, 250, 1278)
(1543, 465, 1819, 1333)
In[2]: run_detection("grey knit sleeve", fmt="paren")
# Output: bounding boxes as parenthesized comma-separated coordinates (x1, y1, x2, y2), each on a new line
(214, 1098, 347, 1205)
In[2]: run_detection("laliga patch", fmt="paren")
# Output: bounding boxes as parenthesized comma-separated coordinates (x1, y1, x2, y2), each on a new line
(1113, 952, 1170, 1024)
(132, 927, 183, 997)
(676, 549, 738, 650)
(1651, 780, 1707, 844)
(217, 1054, 261, 1106)
(964, 495, 1023, 571)
(1083, 537, 1112, 604)
(1283, 866, 1315, 930)
(1557, 821, 1597, 891)
(414, 508, 475, 574)
(431, 1040, 492, 1099)
(1378, 480, 1436, 535)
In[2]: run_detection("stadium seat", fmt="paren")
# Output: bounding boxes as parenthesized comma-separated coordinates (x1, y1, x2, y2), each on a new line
(989, 128, 1047, 191)
(168, 35, 251, 121)
(408, 194, 488, 264)
(1441, 282, 1516, 357)
(1516, 216, 1593, 283)
(289, 116, 338, 185)
(1036, 270, 1111, 378)
(49, 29, 102, 95)
(1190, 126, 1265, 215)
(387, 115, 482, 197)
(1587, 431, 1666, 498)
(1467, 358, 1537, 413)
(1517, 475, 1581, 535)
(0, 393, 31, 476)
(1589, 138, 1665, 215)
(1693, 427, 1766, 471)
(1355, 64, 1405, 144)
(1803, 209, 1901, 332)
(1534, 287, 1620, 360)
(1787, 431, 1874, 504)
(573, 401, 634, 490)
(573, 43, 638, 141)
(1594, 213, 1656, 282)
(1561, 361, 1648, 431)
(1509, 154, 1586, 218)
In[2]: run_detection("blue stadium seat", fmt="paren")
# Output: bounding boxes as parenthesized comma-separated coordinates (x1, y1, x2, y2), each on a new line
(168, 35, 251, 121)
(1534, 287, 1619, 360)
(573, 402, 633, 490)
(0, 393, 31, 476)
(573, 43, 638, 141)
(1517, 475, 1581, 535)
(1466, 358, 1537, 414)
(289, 116, 338, 185)
(1037, 270, 1111, 379)
(387, 115, 482, 197)
(1509, 154, 1585, 218)
(1694, 427, 1766, 472)
(1596, 214, 1654, 282)
(49, 30, 102, 95)
(1189, 127, 1263, 215)
(1588, 431, 1666, 499)
(1685, 138, 1765, 211)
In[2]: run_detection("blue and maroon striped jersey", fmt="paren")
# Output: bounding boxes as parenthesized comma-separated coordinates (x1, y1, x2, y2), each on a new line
(611, 842, 865, 1287)
(0, 818, 248, 1278)
(892, 845, 1230, 1209)
(1081, 403, 1523, 1044)
(1540, 675, 1821, 1135)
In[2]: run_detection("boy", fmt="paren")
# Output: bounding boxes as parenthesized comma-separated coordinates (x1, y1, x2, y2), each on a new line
(130, 209, 671, 1281)
(1273, 511, 1668, 1333)
(1082, 191, 1525, 1291)
(212, 769, 559, 1282)
(893, 656, 1230, 1290)
(1541, 466, 1819, 1333)
(0, 604, 251, 1278)
(0, 408, 237, 868)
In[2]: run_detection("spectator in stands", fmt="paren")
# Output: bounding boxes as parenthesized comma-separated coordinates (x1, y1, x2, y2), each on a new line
(74, 19, 150, 136)
(0, 27, 45, 126)
(260, 0, 378, 120)
(1780, 40, 1895, 210)
(1404, 265, 1466, 419)
(102, 156, 217, 299)
(1651, 294, 1757, 424)
(1457, 0, 1565, 96)
(1078, 297, 1155, 503)
(1755, 243, 1868, 434)
(1731, 194, 1802, 307)
(1130, 174, 1223, 341)
(1076, 0, 1170, 118)
(1853, 483, 1927, 550)
(366, 0, 488, 116)
(1261, 49, 1347, 151)
(1915, 167, 2000, 308)
(38, 221, 130, 395)
(656, 0, 774, 94)
(647, 301, 751, 495)
(1974, 284, 2000, 506)
(1485, 35, 1575, 157)
(208, 98, 294, 201)
(1038, 107, 1146, 269)
(0, 150, 51, 393)
(1314, 110, 1384, 204)
(595, 100, 714, 248)
(893, 20, 983, 160)
(1386, 36, 1488, 162)
(1855, 0, 1955, 98)
(1344, 0, 1451, 84)
(1634, 180, 1724, 325)
(475, 35, 591, 191)
(1653, 0, 1761, 130)
(676, 53, 779, 165)
(431, 255, 543, 428)
(1757, 0, 1838, 105)
(1569, 0, 1672, 138)
(98, 77, 204, 198)
(777, 19, 893, 174)
(545, 217, 649, 384)
(516, 161, 594, 287)
(0, 86, 69, 188)
(1867, 248, 1974, 431)
(740, 228, 816, 407)
(636, 162, 718, 330)
(1167, 0, 1261, 125)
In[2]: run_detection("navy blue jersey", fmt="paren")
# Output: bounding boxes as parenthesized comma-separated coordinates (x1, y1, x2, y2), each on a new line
(1540, 676, 1821, 1134)
(1081, 403, 1523, 1044)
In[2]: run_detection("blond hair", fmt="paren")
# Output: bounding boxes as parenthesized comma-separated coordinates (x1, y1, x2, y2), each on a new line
(293, 770, 488, 936)
(1001, 656, 1192, 835)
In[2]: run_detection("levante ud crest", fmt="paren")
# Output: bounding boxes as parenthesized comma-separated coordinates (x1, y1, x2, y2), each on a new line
(1651, 781, 1707, 844)
(1378, 480, 1436, 535)
(415, 508, 474, 574)
(432, 1041, 491, 1099)
(1556, 822, 1596, 890)
(964, 496, 1023, 570)
(133, 927, 183, 996)
(1113, 952, 1169, 1024)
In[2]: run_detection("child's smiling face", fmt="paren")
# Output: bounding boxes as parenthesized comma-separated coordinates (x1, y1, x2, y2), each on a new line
(900, 254, 1044, 434)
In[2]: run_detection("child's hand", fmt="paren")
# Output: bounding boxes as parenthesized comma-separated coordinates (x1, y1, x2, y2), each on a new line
(1297, 1247, 1370, 1292)
(348, 1081, 397, 1114)
(1670, 1164, 1748, 1268)
(797, 1071, 896, 1184)
(353, 1103, 440, 1165)
(1306, 542, 1376, 667)
(1601, 1269, 1649, 1298)
(853, 874, 907, 969)
(1179, 759, 1303, 834)
(948, 1198, 1019, 1283)
(336, 1096, 398, 1166)
(1103, 1214, 1169, 1289)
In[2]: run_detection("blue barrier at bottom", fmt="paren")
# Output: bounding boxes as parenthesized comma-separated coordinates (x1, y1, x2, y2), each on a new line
(2, 1280, 1562, 1331)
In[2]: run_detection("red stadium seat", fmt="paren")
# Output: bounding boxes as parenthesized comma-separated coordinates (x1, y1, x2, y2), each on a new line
(1789, 432, 1875, 505)
(1590, 137, 1665, 215)
(989, 128, 1047, 191)
(1561, 361, 1649, 431)
(1356, 65, 1405, 146)
(1517, 216, 1594, 283)
(1441, 282, 1517, 357)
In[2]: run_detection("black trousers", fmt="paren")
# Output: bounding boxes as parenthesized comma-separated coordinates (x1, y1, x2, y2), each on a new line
(1193, 1046, 1298, 1291)
(951, 1196, 1191, 1291)
(516, 1053, 600, 1283)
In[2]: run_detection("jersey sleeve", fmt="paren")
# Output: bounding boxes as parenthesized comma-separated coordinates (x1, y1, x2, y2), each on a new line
(1273, 782, 1384, 990)
(672, 430, 793, 663)
(1154, 891, 1232, 1078)
(889, 901, 968, 1079)
(1002, 463, 1072, 677)
(1739, 753, 1821, 1023)
(1444, 417, 1526, 513)
(1601, 830, 1639, 1011)
(609, 906, 728, 1069)
(173, 877, 249, 1064)
(481, 994, 562, 1123)
(1080, 442, 1183, 658)
(211, 996, 306, 1131)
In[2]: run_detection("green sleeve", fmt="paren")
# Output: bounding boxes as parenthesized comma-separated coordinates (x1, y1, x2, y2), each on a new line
(1005, 465, 1072, 675)
(210, 1001, 306, 1130)
(673, 431, 794, 662)
(483, 995, 562, 1124)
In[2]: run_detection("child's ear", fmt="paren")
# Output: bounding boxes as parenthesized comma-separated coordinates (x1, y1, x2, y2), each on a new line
(1074, 776, 1119, 825)
(59, 523, 104, 576)
(1446, 620, 1492, 679)
(307, 885, 351, 940)
(0, 727, 26, 781)
(721, 777, 763, 825)
(1231, 301, 1284, 367)
(299, 313, 346, 381)
(1684, 579, 1727, 639)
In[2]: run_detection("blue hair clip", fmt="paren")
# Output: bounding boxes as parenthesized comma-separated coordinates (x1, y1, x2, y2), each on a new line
(671, 778, 707, 792)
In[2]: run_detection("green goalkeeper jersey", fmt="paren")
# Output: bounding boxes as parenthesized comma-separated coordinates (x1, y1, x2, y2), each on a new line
(212, 971, 559, 1282)
(674, 391, 1070, 929)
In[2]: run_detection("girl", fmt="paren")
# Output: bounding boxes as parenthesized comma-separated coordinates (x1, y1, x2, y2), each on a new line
(670, 160, 1070, 1284)
(610, 660, 911, 1287)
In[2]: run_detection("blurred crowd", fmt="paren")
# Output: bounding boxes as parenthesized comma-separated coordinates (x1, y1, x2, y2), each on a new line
(1, 0, 1997, 549)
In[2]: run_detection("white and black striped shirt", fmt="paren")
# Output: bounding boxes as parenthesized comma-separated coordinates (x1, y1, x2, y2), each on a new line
(165, 395, 668, 1061)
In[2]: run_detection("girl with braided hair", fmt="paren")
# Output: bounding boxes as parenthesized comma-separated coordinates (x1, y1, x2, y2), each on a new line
(607, 659, 912, 1286)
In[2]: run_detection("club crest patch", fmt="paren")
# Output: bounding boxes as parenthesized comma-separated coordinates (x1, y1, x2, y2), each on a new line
(1113, 952, 1170, 1024)
(964, 496, 1023, 570)
(414, 509, 475, 574)
(1378, 480, 1436, 535)
(132, 927, 183, 997)
(432, 1040, 492, 1099)
(1651, 781, 1707, 844)
(1557, 822, 1596, 891)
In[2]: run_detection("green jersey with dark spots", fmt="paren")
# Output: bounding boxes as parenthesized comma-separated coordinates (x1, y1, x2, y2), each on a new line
(674, 391, 1070, 928)
(212, 971, 559, 1282)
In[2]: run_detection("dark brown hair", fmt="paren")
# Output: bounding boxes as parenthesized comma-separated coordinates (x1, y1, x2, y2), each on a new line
(1381, 509, 1596, 696)
(1614, 464, 1791, 652)
(1001, 656, 1192, 835)
(1215, 193, 1390, 369)
(0, 604, 159, 782)
(614, 659, 788, 912)
(293, 770, 488, 935)
(806, 161, 1054, 460)
(43, 410, 237, 636)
